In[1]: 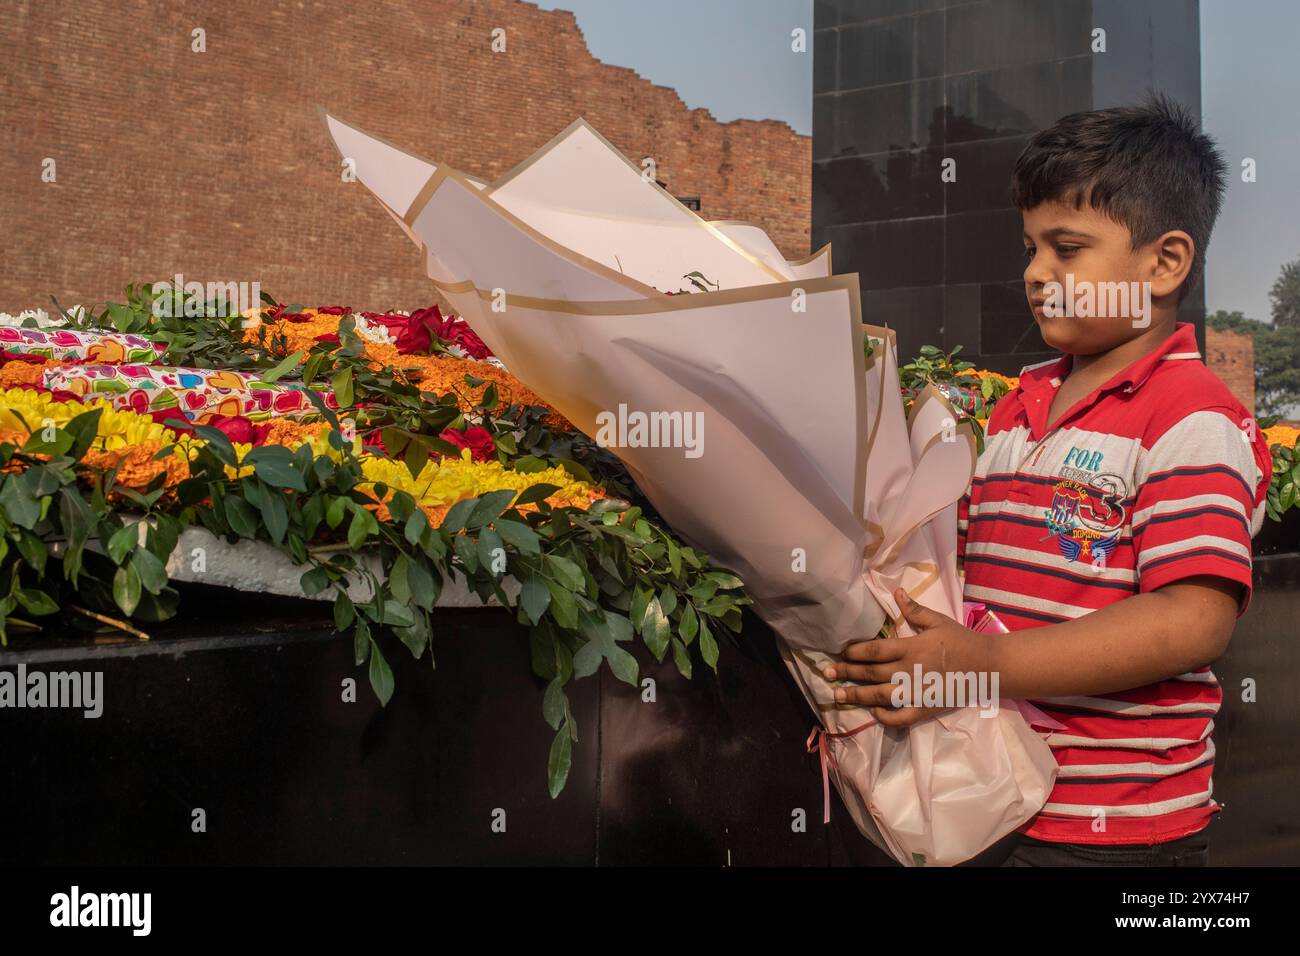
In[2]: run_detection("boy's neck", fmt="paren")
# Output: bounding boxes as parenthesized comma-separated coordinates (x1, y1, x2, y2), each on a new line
(1063, 319, 1179, 384)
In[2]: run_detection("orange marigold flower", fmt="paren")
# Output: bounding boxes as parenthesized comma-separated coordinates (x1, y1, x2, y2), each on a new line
(81, 440, 189, 493)
(0, 358, 58, 388)
(1263, 423, 1300, 449)
(363, 342, 574, 430)
(261, 418, 329, 447)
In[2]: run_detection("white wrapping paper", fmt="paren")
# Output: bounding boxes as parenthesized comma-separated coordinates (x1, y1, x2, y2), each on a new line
(320, 109, 1057, 865)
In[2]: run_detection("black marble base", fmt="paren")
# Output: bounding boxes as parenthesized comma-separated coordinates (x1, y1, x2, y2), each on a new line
(3, 539, 1297, 866)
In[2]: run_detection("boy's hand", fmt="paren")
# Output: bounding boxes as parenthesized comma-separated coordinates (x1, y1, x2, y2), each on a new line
(821, 588, 995, 728)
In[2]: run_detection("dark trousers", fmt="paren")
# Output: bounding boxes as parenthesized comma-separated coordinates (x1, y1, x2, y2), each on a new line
(999, 826, 1211, 867)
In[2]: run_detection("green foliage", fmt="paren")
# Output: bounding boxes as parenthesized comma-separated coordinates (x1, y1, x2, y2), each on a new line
(0, 398, 748, 800)
(1264, 431, 1300, 522)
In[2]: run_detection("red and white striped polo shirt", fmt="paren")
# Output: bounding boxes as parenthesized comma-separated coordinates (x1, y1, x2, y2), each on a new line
(957, 321, 1273, 845)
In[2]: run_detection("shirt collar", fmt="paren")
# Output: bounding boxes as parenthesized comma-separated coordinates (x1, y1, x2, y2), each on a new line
(1018, 321, 1202, 397)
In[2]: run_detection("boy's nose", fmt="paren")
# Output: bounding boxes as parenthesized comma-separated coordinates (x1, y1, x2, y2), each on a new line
(1023, 256, 1054, 288)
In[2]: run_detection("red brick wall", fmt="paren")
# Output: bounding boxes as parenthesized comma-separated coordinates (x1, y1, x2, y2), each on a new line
(0, 0, 810, 313)
(1206, 327, 1256, 415)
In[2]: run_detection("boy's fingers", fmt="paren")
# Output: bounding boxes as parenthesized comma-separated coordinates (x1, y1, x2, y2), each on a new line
(822, 661, 895, 683)
(832, 682, 897, 708)
(842, 637, 905, 662)
(893, 587, 953, 631)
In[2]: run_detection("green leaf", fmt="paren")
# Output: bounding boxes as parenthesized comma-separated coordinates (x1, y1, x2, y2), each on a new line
(495, 518, 541, 554)
(476, 528, 505, 576)
(326, 495, 348, 530)
(131, 547, 169, 595)
(389, 555, 411, 604)
(542, 678, 567, 730)
(23, 425, 74, 457)
(706, 571, 745, 590)
(404, 509, 429, 546)
(406, 558, 437, 611)
(258, 350, 303, 383)
(63, 405, 104, 463)
(368, 637, 395, 706)
(572, 638, 602, 678)
(699, 618, 719, 671)
(224, 495, 258, 538)
(544, 578, 578, 629)
(380, 600, 415, 628)
(245, 446, 307, 491)
(547, 725, 573, 798)
(193, 424, 239, 468)
(670, 637, 693, 679)
(404, 439, 429, 481)
(544, 554, 585, 592)
(113, 564, 142, 617)
(300, 566, 330, 596)
(15, 588, 58, 616)
(520, 575, 551, 624)
(351, 616, 370, 664)
(258, 487, 289, 544)
(440, 497, 478, 533)
(106, 521, 138, 564)
(629, 585, 651, 633)
(667, 539, 682, 578)
(512, 482, 561, 507)
(679, 601, 699, 645)
(347, 506, 372, 550)
(640, 596, 671, 660)
(332, 366, 354, 407)
(334, 590, 355, 630)
(604, 644, 639, 685)
(0, 477, 41, 529)
(467, 489, 517, 528)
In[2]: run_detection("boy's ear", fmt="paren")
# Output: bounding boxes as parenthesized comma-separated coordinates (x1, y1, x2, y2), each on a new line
(1148, 229, 1195, 299)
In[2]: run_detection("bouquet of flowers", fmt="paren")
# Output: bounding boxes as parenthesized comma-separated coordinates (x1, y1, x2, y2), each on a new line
(321, 109, 1057, 865)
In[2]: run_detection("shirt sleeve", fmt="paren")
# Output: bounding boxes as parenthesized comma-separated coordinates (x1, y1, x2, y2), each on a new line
(1131, 406, 1270, 618)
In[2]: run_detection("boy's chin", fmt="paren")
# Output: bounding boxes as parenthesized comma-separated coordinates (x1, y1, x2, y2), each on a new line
(1033, 313, 1083, 352)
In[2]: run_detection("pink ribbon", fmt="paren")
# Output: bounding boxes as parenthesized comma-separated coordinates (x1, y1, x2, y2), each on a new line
(806, 719, 874, 824)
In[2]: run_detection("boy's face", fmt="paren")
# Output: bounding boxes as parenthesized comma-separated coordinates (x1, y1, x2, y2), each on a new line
(1021, 199, 1152, 355)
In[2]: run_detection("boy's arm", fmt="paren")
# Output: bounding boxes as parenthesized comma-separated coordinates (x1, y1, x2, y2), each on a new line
(984, 575, 1239, 698)
(828, 577, 1239, 723)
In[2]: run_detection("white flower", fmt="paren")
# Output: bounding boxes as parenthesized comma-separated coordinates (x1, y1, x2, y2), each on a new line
(354, 313, 397, 345)
(0, 307, 74, 328)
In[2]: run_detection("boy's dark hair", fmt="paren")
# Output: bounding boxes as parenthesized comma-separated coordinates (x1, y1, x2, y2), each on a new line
(1011, 94, 1227, 300)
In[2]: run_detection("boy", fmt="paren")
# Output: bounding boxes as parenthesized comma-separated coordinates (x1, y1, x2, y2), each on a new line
(824, 96, 1274, 866)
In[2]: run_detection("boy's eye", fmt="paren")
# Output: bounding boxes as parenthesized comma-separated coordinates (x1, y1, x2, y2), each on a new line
(1023, 245, 1036, 260)
(1056, 244, 1081, 256)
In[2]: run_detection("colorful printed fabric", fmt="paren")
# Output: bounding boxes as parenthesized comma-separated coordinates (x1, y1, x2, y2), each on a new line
(42, 364, 339, 424)
(0, 326, 163, 363)
(903, 382, 991, 419)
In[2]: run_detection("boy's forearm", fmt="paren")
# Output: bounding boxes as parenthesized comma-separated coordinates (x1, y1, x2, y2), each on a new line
(983, 578, 1240, 699)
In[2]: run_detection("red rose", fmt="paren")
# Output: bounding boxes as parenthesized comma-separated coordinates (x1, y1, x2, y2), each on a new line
(212, 415, 271, 446)
(392, 306, 441, 355)
(437, 425, 495, 461)
(445, 321, 490, 359)
(316, 306, 350, 315)
(313, 333, 340, 345)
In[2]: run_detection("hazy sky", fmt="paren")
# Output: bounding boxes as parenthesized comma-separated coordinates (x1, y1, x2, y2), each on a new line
(535, 0, 1296, 323)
